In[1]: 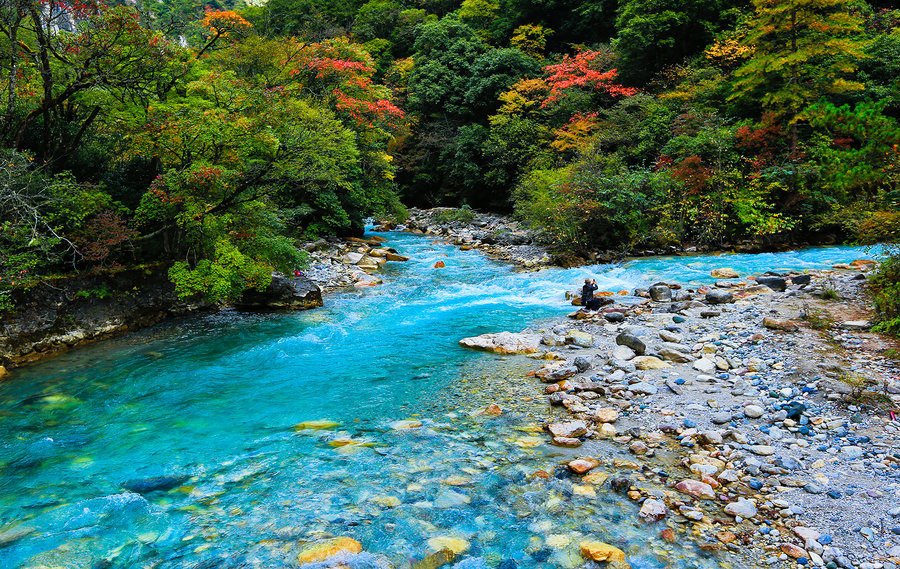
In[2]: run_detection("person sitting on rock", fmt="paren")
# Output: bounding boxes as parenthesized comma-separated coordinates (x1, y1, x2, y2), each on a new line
(581, 278, 601, 310)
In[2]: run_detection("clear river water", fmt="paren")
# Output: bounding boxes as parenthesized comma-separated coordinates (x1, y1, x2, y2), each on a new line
(0, 233, 879, 569)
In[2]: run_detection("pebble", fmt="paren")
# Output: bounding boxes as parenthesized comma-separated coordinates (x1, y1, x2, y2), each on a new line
(744, 405, 765, 419)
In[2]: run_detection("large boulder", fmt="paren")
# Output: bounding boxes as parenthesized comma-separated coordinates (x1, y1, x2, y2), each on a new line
(754, 276, 786, 292)
(705, 290, 734, 305)
(237, 276, 323, 310)
(459, 332, 542, 354)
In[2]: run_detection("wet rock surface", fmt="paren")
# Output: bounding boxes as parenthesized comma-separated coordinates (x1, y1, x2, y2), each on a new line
(0, 266, 211, 369)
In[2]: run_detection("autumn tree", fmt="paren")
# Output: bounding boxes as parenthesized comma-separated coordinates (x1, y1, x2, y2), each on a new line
(0, 3, 183, 166)
(730, 0, 869, 149)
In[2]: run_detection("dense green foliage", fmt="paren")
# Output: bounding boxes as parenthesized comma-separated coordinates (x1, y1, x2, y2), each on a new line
(1, 0, 899, 304)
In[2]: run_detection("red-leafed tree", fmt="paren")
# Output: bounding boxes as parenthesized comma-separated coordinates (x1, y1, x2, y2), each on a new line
(541, 49, 639, 108)
(0, 2, 183, 165)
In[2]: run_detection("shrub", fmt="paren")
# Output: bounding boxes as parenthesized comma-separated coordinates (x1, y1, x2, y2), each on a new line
(869, 252, 900, 335)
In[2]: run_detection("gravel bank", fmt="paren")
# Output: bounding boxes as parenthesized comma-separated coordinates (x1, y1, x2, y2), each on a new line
(464, 265, 900, 569)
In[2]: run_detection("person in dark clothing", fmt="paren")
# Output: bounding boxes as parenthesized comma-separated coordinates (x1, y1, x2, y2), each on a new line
(581, 278, 601, 310)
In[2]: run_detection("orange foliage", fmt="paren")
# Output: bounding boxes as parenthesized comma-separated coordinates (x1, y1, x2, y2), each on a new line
(201, 9, 252, 39)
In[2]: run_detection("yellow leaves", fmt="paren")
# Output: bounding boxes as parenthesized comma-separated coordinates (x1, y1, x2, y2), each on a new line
(496, 78, 549, 117)
(551, 115, 599, 154)
(704, 37, 753, 69)
(511, 24, 552, 59)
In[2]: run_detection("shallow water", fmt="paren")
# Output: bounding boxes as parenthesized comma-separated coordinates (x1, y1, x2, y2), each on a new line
(0, 235, 877, 568)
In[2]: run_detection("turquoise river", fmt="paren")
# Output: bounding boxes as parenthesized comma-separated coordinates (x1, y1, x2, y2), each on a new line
(0, 232, 880, 569)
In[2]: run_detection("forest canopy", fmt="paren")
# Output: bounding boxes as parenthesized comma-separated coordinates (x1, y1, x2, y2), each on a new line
(1, 0, 898, 303)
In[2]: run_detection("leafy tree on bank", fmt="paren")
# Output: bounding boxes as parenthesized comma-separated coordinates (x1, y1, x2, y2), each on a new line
(729, 0, 869, 149)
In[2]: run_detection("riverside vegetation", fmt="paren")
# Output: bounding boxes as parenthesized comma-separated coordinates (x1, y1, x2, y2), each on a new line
(2, 0, 900, 311)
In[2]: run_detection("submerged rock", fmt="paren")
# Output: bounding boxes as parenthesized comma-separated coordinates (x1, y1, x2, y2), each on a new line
(711, 268, 739, 279)
(639, 498, 668, 522)
(121, 475, 188, 494)
(547, 421, 588, 438)
(579, 541, 629, 568)
(427, 536, 470, 555)
(297, 537, 362, 564)
(675, 479, 716, 500)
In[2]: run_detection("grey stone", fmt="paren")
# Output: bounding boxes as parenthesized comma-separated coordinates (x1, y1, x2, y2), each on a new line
(573, 356, 592, 372)
(649, 286, 673, 302)
(705, 290, 734, 305)
(616, 332, 646, 355)
(630, 382, 659, 395)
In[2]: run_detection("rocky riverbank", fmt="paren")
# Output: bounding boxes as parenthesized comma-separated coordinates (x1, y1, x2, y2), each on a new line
(0, 267, 323, 374)
(0, 230, 420, 374)
(299, 234, 411, 291)
(460, 262, 900, 569)
(396, 207, 840, 269)
(396, 207, 554, 269)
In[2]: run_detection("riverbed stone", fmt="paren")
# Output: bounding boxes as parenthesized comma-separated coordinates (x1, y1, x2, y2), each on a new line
(763, 317, 799, 332)
(748, 445, 775, 456)
(612, 345, 636, 361)
(755, 276, 787, 292)
(711, 412, 733, 425)
(459, 332, 542, 355)
(780, 543, 807, 559)
(639, 498, 668, 522)
(705, 290, 734, 304)
(629, 381, 660, 394)
(552, 436, 582, 447)
(616, 333, 646, 355)
(659, 329, 683, 343)
(297, 537, 362, 564)
(569, 458, 600, 474)
(632, 356, 670, 370)
(675, 479, 716, 500)
(725, 499, 758, 518)
(840, 445, 864, 459)
(744, 405, 765, 419)
(658, 347, 695, 363)
(427, 536, 470, 554)
(711, 268, 740, 279)
(542, 334, 566, 347)
(693, 358, 716, 373)
(565, 331, 594, 348)
(594, 407, 619, 423)
(536, 365, 578, 382)
(579, 541, 628, 567)
(649, 286, 672, 302)
(548, 421, 588, 438)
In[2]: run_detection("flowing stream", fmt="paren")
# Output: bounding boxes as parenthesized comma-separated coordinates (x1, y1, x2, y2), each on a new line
(0, 233, 878, 569)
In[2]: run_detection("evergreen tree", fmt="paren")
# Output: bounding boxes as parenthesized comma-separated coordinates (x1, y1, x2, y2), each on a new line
(730, 0, 868, 148)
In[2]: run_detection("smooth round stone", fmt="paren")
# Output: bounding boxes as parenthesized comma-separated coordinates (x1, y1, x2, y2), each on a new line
(744, 405, 765, 419)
